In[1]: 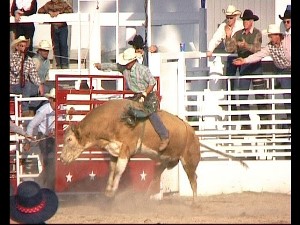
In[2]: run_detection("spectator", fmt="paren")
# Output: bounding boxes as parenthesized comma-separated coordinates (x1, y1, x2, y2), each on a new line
(26, 88, 56, 190)
(10, 180, 59, 224)
(10, 36, 45, 117)
(31, 40, 54, 110)
(232, 24, 291, 125)
(206, 5, 243, 118)
(10, 0, 37, 57)
(128, 34, 158, 66)
(118, 48, 169, 151)
(38, 0, 73, 69)
(94, 34, 158, 71)
(279, 7, 291, 36)
(206, 5, 243, 58)
(225, 9, 266, 130)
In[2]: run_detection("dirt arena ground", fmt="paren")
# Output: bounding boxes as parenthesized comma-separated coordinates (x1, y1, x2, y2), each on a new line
(48, 190, 291, 224)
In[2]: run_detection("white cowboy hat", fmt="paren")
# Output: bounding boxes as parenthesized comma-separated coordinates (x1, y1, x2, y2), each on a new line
(262, 24, 283, 35)
(118, 48, 142, 66)
(36, 40, 52, 51)
(44, 88, 56, 99)
(10, 36, 29, 48)
(223, 5, 241, 16)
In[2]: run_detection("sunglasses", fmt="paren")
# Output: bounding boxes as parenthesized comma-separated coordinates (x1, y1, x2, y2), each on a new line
(226, 16, 235, 20)
(283, 20, 290, 24)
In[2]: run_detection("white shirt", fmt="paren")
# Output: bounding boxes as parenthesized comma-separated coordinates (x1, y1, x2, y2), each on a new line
(26, 103, 55, 136)
(285, 27, 291, 36)
(207, 19, 244, 52)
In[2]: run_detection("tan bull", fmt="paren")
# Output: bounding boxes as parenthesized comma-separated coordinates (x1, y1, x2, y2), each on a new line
(60, 99, 200, 201)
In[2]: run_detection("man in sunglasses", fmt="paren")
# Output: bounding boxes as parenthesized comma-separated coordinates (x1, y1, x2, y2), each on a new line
(206, 5, 243, 121)
(206, 5, 243, 58)
(279, 7, 291, 37)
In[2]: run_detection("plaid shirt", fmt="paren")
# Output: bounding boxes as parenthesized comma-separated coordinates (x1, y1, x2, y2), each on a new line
(244, 35, 291, 69)
(10, 51, 41, 85)
(123, 62, 156, 93)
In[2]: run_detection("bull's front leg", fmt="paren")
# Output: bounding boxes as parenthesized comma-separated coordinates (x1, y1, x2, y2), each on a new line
(105, 155, 117, 197)
(105, 144, 130, 198)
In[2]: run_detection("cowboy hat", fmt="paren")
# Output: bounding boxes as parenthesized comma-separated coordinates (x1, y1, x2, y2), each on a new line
(279, 9, 291, 20)
(262, 24, 283, 35)
(10, 181, 59, 224)
(240, 9, 259, 21)
(44, 88, 56, 99)
(118, 48, 142, 66)
(128, 35, 145, 49)
(10, 36, 29, 49)
(222, 5, 241, 16)
(36, 40, 52, 51)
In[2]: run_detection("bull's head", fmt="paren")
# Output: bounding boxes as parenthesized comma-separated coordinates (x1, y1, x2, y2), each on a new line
(60, 124, 85, 164)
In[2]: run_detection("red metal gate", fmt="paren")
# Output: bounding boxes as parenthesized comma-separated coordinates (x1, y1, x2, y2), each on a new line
(54, 74, 160, 193)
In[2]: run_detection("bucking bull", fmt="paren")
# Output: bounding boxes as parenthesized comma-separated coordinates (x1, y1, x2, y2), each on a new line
(60, 99, 247, 201)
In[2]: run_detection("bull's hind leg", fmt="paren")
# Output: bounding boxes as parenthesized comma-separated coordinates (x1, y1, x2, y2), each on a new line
(146, 162, 166, 198)
(180, 150, 200, 202)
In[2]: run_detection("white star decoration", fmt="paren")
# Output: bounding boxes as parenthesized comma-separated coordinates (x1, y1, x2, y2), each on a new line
(89, 171, 96, 180)
(66, 172, 73, 182)
(140, 170, 147, 181)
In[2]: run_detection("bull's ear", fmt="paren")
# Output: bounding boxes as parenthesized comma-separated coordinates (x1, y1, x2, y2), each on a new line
(70, 123, 81, 141)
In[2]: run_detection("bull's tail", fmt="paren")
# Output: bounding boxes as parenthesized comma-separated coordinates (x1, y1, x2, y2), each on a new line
(200, 141, 249, 169)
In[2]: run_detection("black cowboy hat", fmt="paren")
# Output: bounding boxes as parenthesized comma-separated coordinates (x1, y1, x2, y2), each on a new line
(128, 35, 145, 49)
(279, 9, 291, 20)
(10, 181, 59, 224)
(240, 9, 259, 21)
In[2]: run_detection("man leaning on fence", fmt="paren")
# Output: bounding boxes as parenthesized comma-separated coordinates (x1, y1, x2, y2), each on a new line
(233, 23, 291, 127)
(225, 9, 269, 130)
(38, 0, 73, 69)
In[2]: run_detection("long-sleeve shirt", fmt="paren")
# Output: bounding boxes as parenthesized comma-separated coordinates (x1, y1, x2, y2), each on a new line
(225, 27, 262, 58)
(10, 121, 27, 136)
(11, 0, 37, 16)
(207, 19, 244, 53)
(10, 51, 42, 85)
(26, 103, 55, 136)
(123, 62, 156, 93)
(38, 0, 73, 15)
(244, 35, 291, 69)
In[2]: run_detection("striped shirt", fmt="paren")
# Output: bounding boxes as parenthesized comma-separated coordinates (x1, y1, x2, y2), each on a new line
(10, 51, 41, 85)
(123, 62, 156, 93)
(26, 103, 55, 136)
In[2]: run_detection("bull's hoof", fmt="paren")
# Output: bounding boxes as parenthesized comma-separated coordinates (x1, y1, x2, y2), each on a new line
(105, 190, 116, 198)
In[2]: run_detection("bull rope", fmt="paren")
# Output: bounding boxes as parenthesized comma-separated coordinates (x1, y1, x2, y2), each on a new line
(30, 135, 54, 143)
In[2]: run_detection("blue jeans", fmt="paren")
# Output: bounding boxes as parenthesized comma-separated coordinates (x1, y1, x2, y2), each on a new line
(51, 25, 69, 68)
(149, 113, 169, 140)
(237, 62, 264, 121)
(225, 56, 240, 119)
(10, 82, 38, 111)
(37, 133, 56, 190)
(276, 68, 291, 119)
(27, 82, 53, 110)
